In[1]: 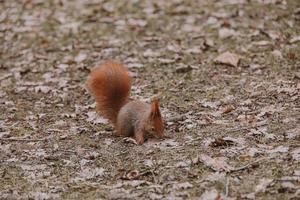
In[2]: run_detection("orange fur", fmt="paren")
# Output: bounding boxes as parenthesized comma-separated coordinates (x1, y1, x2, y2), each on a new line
(150, 99, 164, 136)
(86, 61, 131, 124)
(86, 60, 165, 144)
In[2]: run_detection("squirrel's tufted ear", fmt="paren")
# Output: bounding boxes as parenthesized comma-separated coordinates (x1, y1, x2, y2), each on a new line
(150, 98, 164, 134)
(150, 98, 161, 119)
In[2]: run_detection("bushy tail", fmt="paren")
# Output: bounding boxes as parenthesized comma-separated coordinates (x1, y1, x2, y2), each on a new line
(86, 60, 132, 124)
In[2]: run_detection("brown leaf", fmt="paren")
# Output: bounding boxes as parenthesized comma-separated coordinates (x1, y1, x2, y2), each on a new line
(292, 148, 300, 161)
(175, 65, 193, 73)
(210, 138, 234, 147)
(199, 188, 219, 200)
(289, 36, 300, 44)
(219, 105, 235, 114)
(77, 167, 105, 180)
(218, 28, 236, 39)
(252, 40, 271, 46)
(255, 178, 273, 193)
(122, 170, 140, 180)
(271, 50, 283, 59)
(214, 51, 240, 67)
(199, 154, 234, 172)
(173, 182, 193, 190)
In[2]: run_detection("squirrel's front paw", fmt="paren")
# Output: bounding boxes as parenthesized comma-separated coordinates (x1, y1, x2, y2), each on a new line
(135, 133, 145, 145)
(122, 137, 138, 145)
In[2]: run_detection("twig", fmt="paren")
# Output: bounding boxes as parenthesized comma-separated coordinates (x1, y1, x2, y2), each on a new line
(229, 158, 264, 173)
(225, 177, 229, 197)
(0, 137, 49, 142)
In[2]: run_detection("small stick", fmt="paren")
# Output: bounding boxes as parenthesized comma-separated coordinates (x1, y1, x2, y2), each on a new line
(229, 158, 264, 173)
(225, 177, 229, 197)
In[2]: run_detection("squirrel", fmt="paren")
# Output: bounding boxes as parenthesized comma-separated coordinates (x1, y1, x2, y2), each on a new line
(86, 60, 165, 144)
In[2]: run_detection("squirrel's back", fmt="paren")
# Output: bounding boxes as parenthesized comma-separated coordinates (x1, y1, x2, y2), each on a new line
(116, 100, 150, 137)
(86, 61, 132, 124)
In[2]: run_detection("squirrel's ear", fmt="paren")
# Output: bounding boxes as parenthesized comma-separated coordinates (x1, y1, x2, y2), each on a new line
(150, 98, 164, 134)
(150, 98, 161, 119)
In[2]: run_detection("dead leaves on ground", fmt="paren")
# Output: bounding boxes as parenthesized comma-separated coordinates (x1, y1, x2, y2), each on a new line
(214, 51, 240, 67)
(199, 154, 234, 172)
(1, 0, 300, 199)
(121, 169, 140, 180)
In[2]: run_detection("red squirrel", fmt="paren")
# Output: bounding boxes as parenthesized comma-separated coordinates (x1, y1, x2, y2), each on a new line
(86, 60, 165, 144)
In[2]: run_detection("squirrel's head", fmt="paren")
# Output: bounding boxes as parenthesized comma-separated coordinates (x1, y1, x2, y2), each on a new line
(145, 98, 165, 138)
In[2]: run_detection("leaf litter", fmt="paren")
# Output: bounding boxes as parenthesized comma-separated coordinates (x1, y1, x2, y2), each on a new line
(0, 0, 299, 199)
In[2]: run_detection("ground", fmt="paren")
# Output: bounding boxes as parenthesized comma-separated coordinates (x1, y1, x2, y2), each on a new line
(0, 0, 300, 199)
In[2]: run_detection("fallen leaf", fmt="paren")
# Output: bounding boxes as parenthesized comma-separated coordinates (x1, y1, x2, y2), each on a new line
(255, 178, 273, 193)
(102, 2, 115, 12)
(242, 193, 255, 199)
(204, 38, 215, 48)
(286, 127, 300, 139)
(252, 40, 271, 46)
(34, 86, 51, 93)
(122, 170, 139, 180)
(199, 154, 234, 172)
(167, 43, 181, 53)
(57, 63, 69, 71)
(103, 138, 113, 146)
(143, 49, 160, 57)
(175, 65, 193, 73)
(158, 58, 176, 64)
(214, 51, 240, 67)
(185, 47, 202, 54)
(74, 52, 87, 63)
(267, 145, 289, 154)
(128, 19, 147, 27)
(222, 136, 246, 146)
(223, 0, 247, 4)
(205, 172, 226, 182)
(271, 50, 283, 59)
(143, 159, 154, 167)
(219, 28, 236, 39)
(294, 170, 300, 176)
(120, 180, 146, 187)
(0, 131, 10, 138)
(127, 63, 144, 68)
(205, 17, 219, 26)
(149, 193, 163, 200)
(219, 105, 235, 114)
(173, 182, 193, 190)
(210, 138, 234, 147)
(289, 36, 300, 43)
(292, 148, 300, 161)
(145, 138, 179, 149)
(200, 99, 221, 108)
(176, 160, 192, 168)
(281, 182, 297, 190)
(257, 105, 282, 118)
(199, 188, 219, 200)
(249, 63, 265, 70)
(266, 30, 281, 40)
(203, 138, 216, 147)
(86, 111, 108, 124)
(29, 192, 59, 200)
(77, 167, 105, 180)
(279, 176, 300, 181)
